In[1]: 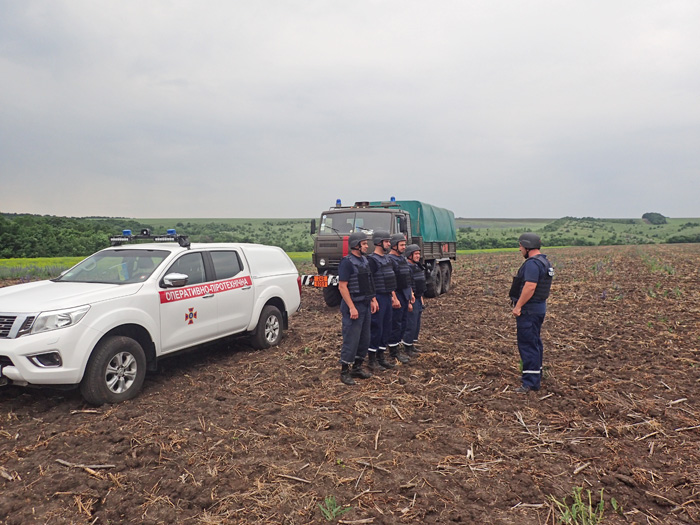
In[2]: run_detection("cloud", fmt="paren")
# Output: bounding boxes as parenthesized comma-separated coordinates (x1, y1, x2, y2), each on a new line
(1, 1, 699, 219)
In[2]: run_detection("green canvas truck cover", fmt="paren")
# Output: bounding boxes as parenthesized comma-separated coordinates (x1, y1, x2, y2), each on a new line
(370, 200, 456, 243)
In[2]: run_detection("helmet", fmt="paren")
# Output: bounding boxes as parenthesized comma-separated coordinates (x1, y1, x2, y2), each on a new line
(518, 233, 541, 249)
(404, 244, 420, 259)
(348, 232, 368, 250)
(372, 230, 391, 246)
(390, 233, 407, 248)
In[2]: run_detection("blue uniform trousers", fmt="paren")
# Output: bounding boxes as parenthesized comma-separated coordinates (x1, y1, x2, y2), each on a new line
(402, 297, 423, 345)
(516, 312, 545, 389)
(340, 298, 371, 364)
(389, 292, 409, 346)
(369, 293, 393, 353)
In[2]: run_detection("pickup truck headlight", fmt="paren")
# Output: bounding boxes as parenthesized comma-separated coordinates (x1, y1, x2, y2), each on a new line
(31, 306, 91, 335)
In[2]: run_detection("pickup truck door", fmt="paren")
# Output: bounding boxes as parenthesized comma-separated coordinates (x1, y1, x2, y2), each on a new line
(209, 250, 255, 334)
(159, 251, 219, 354)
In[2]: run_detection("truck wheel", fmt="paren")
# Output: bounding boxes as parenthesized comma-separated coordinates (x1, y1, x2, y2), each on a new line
(425, 264, 443, 298)
(251, 305, 284, 349)
(80, 336, 146, 406)
(323, 286, 342, 307)
(440, 264, 452, 294)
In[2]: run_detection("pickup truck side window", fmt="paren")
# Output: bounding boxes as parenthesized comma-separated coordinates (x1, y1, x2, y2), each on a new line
(165, 252, 206, 285)
(210, 251, 243, 280)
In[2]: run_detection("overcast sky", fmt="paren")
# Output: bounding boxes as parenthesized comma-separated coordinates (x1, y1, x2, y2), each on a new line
(1, 1, 699, 219)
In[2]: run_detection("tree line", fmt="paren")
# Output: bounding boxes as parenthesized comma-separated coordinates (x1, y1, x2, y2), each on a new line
(0, 214, 314, 258)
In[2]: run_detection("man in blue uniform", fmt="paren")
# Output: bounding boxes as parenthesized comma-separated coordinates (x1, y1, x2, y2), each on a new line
(402, 244, 426, 356)
(367, 230, 400, 372)
(387, 233, 414, 365)
(338, 232, 379, 385)
(509, 233, 554, 393)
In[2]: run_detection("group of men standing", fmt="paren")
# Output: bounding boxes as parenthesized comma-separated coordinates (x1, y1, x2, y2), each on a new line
(336, 229, 554, 394)
(337, 230, 426, 385)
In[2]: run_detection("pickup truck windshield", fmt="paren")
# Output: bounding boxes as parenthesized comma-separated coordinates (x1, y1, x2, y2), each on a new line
(56, 249, 170, 284)
(319, 212, 392, 236)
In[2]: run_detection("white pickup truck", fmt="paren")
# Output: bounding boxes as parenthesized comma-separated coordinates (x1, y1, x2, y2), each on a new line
(0, 234, 301, 405)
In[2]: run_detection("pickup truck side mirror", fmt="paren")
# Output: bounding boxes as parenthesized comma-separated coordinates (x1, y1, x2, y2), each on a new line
(162, 273, 189, 288)
(310, 219, 316, 235)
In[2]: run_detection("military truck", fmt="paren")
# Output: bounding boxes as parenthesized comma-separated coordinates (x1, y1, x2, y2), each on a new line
(303, 198, 457, 306)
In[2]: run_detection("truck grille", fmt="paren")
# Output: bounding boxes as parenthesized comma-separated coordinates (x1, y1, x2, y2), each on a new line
(0, 316, 16, 338)
(0, 355, 14, 367)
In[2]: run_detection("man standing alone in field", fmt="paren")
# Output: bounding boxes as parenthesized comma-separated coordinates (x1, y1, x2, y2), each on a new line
(509, 233, 554, 393)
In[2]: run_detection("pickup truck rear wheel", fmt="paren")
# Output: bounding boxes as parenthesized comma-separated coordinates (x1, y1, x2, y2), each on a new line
(251, 305, 283, 349)
(323, 286, 342, 307)
(80, 336, 146, 406)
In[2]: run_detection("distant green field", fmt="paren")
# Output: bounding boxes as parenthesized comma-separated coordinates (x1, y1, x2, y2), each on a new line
(140, 218, 312, 228)
(456, 216, 700, 249)
(455, 218, 554, 229)
(0, 257, 84, 280)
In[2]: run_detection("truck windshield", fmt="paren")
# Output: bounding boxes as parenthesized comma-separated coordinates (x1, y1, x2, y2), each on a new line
(56, 249, 170, 284)
(319, 212, 392, 236)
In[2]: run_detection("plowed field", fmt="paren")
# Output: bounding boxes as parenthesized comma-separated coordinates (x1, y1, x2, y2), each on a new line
(1, 245, 699, 524)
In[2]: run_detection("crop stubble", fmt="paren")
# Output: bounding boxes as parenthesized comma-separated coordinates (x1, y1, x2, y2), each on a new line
(1, 244, 699, 523)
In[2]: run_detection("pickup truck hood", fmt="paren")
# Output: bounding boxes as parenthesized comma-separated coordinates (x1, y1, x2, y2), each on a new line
(0, 280, 143, 313)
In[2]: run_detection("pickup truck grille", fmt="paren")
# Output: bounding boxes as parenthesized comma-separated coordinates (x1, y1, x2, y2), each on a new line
(0, 355, 14, 367)
(0, 316, 16, 338)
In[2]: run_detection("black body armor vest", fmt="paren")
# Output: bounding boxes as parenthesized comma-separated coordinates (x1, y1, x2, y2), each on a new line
(509, 254, 553, 304)
(410, 262, 426, 297)
(388, 253, 412, 291)
(345, 254, 375, 300)
(368, 252, 397, 293)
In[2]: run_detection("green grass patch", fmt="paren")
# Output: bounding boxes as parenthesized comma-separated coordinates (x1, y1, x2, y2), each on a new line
(0, 257, 84, 281)
(549, 487, 622, 524)
(286, 251, 312, 263)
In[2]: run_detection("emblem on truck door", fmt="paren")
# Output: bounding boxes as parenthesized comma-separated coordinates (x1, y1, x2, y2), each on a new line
(186, 308, 198, 325)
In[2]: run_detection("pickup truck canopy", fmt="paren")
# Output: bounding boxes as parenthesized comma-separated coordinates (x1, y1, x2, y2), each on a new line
(370, 200, 457, 243)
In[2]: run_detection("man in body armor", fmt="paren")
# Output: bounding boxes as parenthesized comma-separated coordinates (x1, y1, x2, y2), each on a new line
(387, 233, 414, 365)
(509, 233, 554, 393)
(367, 230, 400, 372)
(402, 244, 426, 355)
(338, 232, 379, 385)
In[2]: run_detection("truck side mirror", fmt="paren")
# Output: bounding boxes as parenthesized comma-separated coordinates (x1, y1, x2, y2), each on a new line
(310, 219, 316, 235)
(399, 217, 407, 234)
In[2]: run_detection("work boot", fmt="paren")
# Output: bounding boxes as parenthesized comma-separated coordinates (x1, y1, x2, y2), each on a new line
(390, 345, 410, 364)
(350, 358, 372, 379)
(403, 343, 418, 357)
(340, 364, 356, 385)
(367, 352, 383, 373)
(377, 349, 395, 369)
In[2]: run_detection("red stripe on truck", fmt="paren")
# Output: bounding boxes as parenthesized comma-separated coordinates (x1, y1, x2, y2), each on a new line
(159, 276, 252, 304)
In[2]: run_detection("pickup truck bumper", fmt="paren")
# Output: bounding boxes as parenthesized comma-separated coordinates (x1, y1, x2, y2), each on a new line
(0, 324, 100, 386)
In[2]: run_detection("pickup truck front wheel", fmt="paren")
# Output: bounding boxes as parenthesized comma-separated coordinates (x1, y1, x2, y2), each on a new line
(80, 336, 147, 405)
(251, 305, 283, 349)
